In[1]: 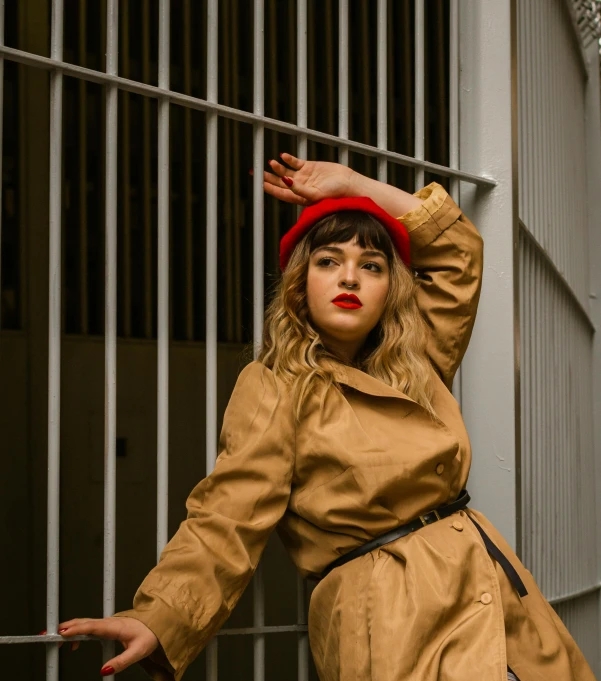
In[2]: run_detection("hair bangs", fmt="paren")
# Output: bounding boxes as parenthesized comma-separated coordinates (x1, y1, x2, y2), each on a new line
(308, 211, 395, 262)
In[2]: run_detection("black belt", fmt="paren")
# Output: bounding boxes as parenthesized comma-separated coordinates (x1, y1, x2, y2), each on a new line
(320, 489, 528, 597)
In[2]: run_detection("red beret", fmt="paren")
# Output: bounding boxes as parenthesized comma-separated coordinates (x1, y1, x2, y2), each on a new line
(279, 196, 411, 271)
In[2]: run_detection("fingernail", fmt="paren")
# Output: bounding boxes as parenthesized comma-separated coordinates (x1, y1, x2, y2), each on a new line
(38, 630, 47, 635)
(58, 628, 68, 633)
(282, 176, 293, 187)
(279, 153, 285, 158)
(101, 666, 115, 676)
(248, 169, 253, 175)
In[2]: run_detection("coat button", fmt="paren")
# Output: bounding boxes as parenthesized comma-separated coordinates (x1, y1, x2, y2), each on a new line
(435, 463, 445, 475)
(452, 520, 463, 531)
(480, 592, 493, 605)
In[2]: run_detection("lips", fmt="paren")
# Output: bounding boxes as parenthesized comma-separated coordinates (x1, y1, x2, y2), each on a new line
(332, 293, 362, 304)
(332, 293, 362, 308)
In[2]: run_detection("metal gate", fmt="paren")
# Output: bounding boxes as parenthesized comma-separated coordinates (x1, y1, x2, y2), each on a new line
(0, 0, 599, 679)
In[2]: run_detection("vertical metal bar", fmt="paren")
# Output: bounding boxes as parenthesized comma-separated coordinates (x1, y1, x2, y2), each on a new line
(414, 0, 425, 189)
(435, 0, 446, 169)
(402, 0, 412, 167)
(268, 0, 281, 268)
(103, 0, 118, 674)
(0, 0, 4, 331)
(306, 0, 315, 160)
(205, 1, 218, 475)
(535, 245, 540, 584)
(206, 0, 219, 673)
(287, 2, 295, 132)
(524, 1, 532, 254)
(78, 0, 88, 334)
(377, 0, 387, 182)
(47, 0, 64, 679)
(449, 0, 460, 402)
(122, 2, 132, 337)
(449, 0, 459, 208)
(360, 2, 369, 152)
(296, 574, 309, 681)
(157, 0, 170, 556)
(231, 0, 242, 342)
(520, 236, 526, 566)
(183, 0, 194, 341)
(386, 0, 395, 186)
(143, 0, 152, 338)
(223, 0, 234, 340)
(295, 4, 310, 673)
(297, 0, 307, 161)
(324, 0, 334, 159)
(253, 1, 266, 679)
(338, 0, 349, 165)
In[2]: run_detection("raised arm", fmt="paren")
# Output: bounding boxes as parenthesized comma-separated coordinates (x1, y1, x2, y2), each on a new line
(111, 361, 296, 681)
(393, 182, 484, 390)
(261, 156, 484, 391)
(346, 175, 484, 390)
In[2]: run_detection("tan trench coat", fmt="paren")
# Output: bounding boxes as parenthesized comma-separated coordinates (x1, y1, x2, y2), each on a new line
(113, 183, 596, 681)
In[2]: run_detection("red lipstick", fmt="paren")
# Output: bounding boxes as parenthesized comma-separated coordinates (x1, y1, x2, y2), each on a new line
(332, 293, 362, 309)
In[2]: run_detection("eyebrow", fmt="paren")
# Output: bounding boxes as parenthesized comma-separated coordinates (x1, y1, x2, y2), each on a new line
(313, 246, 386, 259)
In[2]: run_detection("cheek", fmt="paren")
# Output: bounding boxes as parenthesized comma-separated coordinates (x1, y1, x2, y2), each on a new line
(306, 272, 328, 307)
(373, 280, 390, 311)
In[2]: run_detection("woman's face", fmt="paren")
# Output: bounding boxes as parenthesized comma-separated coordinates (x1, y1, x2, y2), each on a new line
(306, 236, 390, 363)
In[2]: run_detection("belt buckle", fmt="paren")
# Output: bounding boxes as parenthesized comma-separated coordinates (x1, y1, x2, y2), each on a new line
(419, 509, 442, 527)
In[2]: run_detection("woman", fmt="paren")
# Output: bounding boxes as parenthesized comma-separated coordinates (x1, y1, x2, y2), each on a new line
(55, 155, 596, 681)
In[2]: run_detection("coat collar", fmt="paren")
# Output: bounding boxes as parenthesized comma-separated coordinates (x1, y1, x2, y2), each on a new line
(321, 356, 420, 405)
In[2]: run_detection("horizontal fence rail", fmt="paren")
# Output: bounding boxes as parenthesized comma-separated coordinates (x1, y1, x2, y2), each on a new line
(0, 44, 494, 187)
(4, 1, 599, 680)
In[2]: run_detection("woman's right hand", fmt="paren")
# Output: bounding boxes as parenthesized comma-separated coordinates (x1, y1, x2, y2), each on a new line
(56, 616, 159, 676)
(258, 153, 362, 206)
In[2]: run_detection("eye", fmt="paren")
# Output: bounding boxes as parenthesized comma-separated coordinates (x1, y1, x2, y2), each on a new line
(316, 257, 383, 272)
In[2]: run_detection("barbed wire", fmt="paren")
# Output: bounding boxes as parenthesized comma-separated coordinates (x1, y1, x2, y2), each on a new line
(573, 0, 601, 47)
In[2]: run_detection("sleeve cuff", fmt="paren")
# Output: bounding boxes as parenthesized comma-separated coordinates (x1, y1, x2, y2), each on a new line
(396, 182, 462, 251)
(112, 600, 199, 681)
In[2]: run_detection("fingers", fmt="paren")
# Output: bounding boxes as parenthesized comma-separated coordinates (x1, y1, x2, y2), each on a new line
(248, 156, 312, 206)
(263, 181, 309, 206)
(57, 618, 120, 641)
(100, 644, 149, 676)
(39, 624, 82, 651)
(259, 168, 289, 188)
(279, 178, 322, 204)
(279, 152, 305, 170)
(249, 168, 289, 188)
(267, 158, 291, 177)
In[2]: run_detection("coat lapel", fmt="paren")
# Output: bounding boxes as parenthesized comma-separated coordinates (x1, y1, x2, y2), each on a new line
(322, 357, 420, 405)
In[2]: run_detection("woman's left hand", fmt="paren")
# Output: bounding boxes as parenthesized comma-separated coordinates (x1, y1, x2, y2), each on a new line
(255, 153, 359, 206)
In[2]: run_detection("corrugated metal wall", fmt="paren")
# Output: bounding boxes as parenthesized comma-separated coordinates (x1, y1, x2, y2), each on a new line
(517, 0, 600, 673)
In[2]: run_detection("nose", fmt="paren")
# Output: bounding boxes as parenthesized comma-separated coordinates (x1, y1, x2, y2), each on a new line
(340, 265, 359, 289)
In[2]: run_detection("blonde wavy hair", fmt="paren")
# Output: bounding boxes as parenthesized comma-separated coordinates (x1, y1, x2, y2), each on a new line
(246, 210, 437, 424)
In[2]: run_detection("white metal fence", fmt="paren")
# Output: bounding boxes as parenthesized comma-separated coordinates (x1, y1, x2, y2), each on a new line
(517, 0, 601, 672)
(0, 0, 599, 679)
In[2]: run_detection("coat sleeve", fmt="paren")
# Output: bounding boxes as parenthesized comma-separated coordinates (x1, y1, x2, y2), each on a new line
(111, 360, 296, 681)
(396, 181, 484, 391)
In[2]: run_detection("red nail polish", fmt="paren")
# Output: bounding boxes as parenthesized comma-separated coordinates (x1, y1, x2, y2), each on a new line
(38, 630, 47, 635)
(101, 666, 115, 676)
(248, 169, 253, 175)
(58, 628, 68, 633)
(282, 176, 293, 187)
